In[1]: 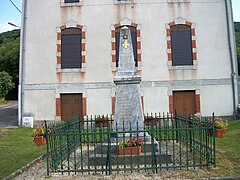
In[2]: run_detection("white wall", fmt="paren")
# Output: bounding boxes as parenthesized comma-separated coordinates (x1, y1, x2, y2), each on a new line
(200, 85, 233, 116)
(143, 87, 169, 114)
(22, 0, 236, 120)
(87, 89, 112, 115)
(24, 90, 56, 120)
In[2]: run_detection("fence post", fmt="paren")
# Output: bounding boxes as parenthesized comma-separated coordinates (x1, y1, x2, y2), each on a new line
(106, 123, 112, 175)
(44, 120, 50, 176)
(212, 112, 216, 168)
(175, 110, 179, 143)
(150, 120, 157, 173)
(189, 115, 193, 152)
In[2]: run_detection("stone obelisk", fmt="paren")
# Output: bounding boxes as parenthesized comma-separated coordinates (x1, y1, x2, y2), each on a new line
(113, 26, 144, 132)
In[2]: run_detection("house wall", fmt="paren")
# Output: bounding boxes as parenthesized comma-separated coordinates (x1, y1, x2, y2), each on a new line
(21, 0, 238, 123)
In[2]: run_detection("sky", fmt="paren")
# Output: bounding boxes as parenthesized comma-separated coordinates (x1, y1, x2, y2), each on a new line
(0, 0, 239, 33)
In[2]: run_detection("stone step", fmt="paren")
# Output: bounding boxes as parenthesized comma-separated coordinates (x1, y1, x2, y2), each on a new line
(88, 150, 172, 166)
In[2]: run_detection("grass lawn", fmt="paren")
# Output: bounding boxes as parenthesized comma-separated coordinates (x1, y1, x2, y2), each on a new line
(214, 120, 240, 176)
(158, 120, 240, 179)
(0, 127, 45, 179)
(0, 121, 239, 179)
(0, 100, 8, 106)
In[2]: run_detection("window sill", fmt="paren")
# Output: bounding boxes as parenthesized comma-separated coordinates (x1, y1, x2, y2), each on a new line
(167, 61, 197, 70)
(113, 0, 134, 4)
(60, 1, 83, 7)
(167, 0, 190, 3)
(56, 63, 86, 73)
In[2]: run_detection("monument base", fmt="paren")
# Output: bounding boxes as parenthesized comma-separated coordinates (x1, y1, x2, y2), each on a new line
(88, 140, 172, 166)
(86, 135, 173, 167)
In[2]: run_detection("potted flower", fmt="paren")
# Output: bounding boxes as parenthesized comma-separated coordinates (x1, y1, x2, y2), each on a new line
(144, 115, 158, 125)
(214, 118, 228, 138)
(119, 138, 143, 155)
(32, 122, 52, 146)
(95, 115, 109, 127)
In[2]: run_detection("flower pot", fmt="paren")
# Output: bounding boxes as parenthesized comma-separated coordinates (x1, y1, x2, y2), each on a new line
(144, 118, 158, 126)
(33, 136, 46, 146)
(95, 121, 109, 127)
(215, 129, 225, 138)
(119, 146, 142, 155)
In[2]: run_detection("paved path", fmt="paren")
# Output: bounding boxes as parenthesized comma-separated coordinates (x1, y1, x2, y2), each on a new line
(0, 101, 18, 127)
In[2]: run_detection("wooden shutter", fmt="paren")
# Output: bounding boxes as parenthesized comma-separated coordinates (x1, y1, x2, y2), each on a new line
(130, 27, 138, 67)
(61, 28, 82, 69)
(171, 25, 193, 66)
(64, 0, 79, 3)
(115, 29, 120, 67)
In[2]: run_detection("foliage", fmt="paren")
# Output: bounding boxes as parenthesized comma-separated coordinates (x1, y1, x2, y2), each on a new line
(235, 22, 240, 33)
(0, 37, 20, 83)
(32, 122, 52, 138)
(0, 71, 15, 99)
(234, 22, 240, 75)
(0, 127, 45, 179)
(95, 115, 107, 121)
(0, 30, 20, 99)
(0, 29, 20, 45)
(119, 138, 143, 148)
(214, 118, 228, 131)
(95, 115, 112, 121)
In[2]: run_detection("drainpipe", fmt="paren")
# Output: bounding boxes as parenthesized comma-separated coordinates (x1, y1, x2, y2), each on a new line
(19, 0, 27, 126)
(225, 0, 238, 119)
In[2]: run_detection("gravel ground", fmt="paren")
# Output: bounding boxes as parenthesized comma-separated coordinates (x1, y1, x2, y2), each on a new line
(13, 159, 208, 180)
(12, 145, 204, 180)
(12, 159, 178, 180)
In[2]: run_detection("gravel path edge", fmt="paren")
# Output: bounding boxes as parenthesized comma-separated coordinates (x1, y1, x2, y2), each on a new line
(3, 153, 47, 180)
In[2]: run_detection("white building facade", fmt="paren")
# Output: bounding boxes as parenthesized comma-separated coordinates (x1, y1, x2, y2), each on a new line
(19, 0, 238, 125)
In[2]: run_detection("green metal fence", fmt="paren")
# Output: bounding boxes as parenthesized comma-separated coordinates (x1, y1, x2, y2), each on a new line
(45, 113, 216, 175)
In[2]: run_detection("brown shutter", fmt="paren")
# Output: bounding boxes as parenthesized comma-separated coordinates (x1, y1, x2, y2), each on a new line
(171, 25, 193, 66)
(64, 0, 79, 3)
(61, 28, 82, 69)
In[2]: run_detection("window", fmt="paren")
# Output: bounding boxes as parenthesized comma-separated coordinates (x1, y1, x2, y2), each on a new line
(115, 26, 138, 67)
(64, 0, 79, 3)
(170, 25, 193, 66)
(114, 0, 133, 5)
(168, 0, 189, 2)
(61, 28, 82, 69)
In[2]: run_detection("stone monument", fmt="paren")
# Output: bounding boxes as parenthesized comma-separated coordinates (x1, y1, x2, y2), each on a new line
(88, 26, 172, 166)
(113, 26, 144, 133)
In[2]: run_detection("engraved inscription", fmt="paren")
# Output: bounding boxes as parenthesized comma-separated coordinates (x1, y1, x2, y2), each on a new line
(117, 90, 134, 122)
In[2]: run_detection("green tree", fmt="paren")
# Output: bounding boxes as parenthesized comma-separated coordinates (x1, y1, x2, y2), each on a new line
(0, 71, 15, 101)
(0, 37, 19, 83)
(0, 29, 20, 45)
(235, 22, 240, 33)
(234, 23, 240, 74)
(0, 29, 20, 99)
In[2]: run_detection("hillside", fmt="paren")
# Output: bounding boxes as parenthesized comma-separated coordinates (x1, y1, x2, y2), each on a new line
(0, 29, 20, 99)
